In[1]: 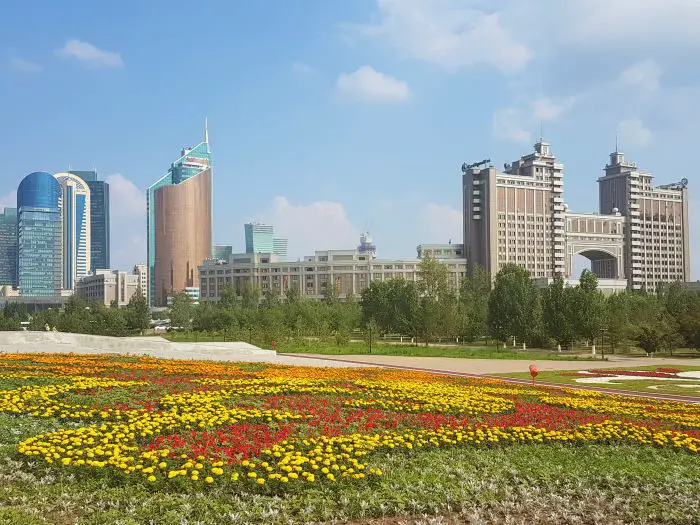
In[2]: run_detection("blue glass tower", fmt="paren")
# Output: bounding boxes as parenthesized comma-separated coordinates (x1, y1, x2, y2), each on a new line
(70, 170, 110, 270)
(17, 172, 63, 296)
(0, 207, 18, 286)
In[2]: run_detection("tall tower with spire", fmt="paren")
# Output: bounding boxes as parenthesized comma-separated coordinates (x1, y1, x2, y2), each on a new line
(146, 121, 213, 306)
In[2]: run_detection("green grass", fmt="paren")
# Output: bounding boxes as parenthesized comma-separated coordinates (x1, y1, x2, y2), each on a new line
(500, 365, 700, 397)
(278, 342, 605, 361)
(0, 433, 697, 524)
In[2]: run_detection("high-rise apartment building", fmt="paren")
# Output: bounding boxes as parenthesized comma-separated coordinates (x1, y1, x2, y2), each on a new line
(462, 141, 690, 292)
(463, 140, 566, 279)
(69, 170, 110, 271)
(54, 173, 91, 289)
(244, 222, 288, 260)
(0, 208, 18, 286)
(147, 123, 212, 306)
(17, 172, 63, 296)
(598, 151, 690, 290)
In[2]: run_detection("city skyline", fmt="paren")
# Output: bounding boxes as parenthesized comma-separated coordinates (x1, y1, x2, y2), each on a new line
(2, 2, 700, 279)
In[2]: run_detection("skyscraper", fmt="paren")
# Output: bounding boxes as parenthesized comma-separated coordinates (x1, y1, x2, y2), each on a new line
(0, 207, 18, 286)
(598, 150, 690, 291)
(54, 173, 91, 289)
(69, 170, 110, 271)
(17, 172, 63, 296)
(147, 122, 212, 306)
(244, 222, 288, 260)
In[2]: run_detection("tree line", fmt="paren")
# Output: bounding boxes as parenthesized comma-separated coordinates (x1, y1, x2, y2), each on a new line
(1, 259, 699, 354)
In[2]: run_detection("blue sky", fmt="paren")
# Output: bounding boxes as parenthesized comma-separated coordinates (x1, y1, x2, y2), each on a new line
(2, 0, 699, 278)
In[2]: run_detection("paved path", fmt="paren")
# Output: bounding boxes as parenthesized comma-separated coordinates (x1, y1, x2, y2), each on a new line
(282, 353, 700, 404)
(282, 353, 698, 374)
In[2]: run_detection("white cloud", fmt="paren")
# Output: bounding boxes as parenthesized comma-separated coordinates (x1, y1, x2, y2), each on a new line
(421, 203, 462, 244)
(55, 39, 124, 68)
(617, 118, 653, 148)
(292, 62, 314, 75)
(355, 0, 532, 74)
(492, 108, 531, 143)
(531, 96, 577, 121)
(0, 191, 15, 210)
(618, 59, 662, 93)
(258, 196, 360, 258)
(105, 174, 145, 269)
(335, 66, 411, 103)
(9, 58, 42, 73)
(105, 174, 144, 217)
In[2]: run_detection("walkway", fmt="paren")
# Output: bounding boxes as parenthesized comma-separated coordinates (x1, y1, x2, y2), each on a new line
(282, 353, 700, 404)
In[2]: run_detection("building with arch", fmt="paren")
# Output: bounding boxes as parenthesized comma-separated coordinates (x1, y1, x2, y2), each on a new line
(462, 141, 690, 292)
(17, 172, 63, 296)
(54, 172, 91, 290)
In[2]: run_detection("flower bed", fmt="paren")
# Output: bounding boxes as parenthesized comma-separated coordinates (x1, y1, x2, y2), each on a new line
(0, 353, 698, 492)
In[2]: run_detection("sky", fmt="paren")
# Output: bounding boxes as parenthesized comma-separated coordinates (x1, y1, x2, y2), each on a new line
(1, 0, 699, 279)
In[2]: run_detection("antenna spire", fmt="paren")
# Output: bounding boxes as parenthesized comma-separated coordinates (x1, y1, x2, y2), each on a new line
(615, 127, 619, 153)
(204, 117, 209, 144)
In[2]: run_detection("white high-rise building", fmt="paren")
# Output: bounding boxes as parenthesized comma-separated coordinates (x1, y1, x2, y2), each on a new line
(54, 173, 91, 290)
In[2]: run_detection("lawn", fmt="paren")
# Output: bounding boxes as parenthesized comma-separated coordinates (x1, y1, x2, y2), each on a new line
(500, 365, 700, 398)
(0, 353, 699, 524)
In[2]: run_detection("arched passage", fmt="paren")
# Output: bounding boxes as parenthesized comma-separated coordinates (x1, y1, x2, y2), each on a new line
(574, 248, 621, 279)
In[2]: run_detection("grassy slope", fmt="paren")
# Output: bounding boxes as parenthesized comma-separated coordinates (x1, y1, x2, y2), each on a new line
(0, 414, 697, 525)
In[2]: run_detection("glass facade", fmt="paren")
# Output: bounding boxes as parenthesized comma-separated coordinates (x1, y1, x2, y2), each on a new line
(17, 172, 63, 296)
(212, 244, 232, 262)
(0, 207, 18, 286)
(70, 171, 110, 271)
(245, 223, 288, 260)
(147, 131, 212, 306)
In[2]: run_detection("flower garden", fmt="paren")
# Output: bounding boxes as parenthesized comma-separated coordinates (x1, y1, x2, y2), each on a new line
(1, 353, 700, 524)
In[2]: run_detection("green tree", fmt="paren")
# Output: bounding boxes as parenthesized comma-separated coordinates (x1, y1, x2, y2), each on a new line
(458, 265, 490, 342)
(542, 275, 576, 348)
(417, 258, 456, 344)
(572, 270, 605, 349)
(241, 282, 260, 309)
(126, 290, 150, 331)
(604, 292, 633, 353)
(487, 264, 540, 347)
(218, 285, 238, 309)
(169, 293, 193, 331)
(285, 285, 301, 305)
(261, 287, 281, 308)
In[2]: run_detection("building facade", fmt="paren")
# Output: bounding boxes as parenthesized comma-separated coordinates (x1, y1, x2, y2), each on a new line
(54, 172, 91, 289)
(244, 222, 288, 260)
(462, 141, 688, 292)
(212, 245, 233, 262)
(17, 172, 63, 296)
(147, 124, 212, 306)
(0, 208, 18, 287)
(69, 170, 110, 271)
(598, 151, 689, 291)
(198, 241, 467, 302)
(75, 265, 148, 307)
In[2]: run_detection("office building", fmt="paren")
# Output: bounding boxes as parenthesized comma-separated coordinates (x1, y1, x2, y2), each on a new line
(76, 265, 147, 307)
(0, 208, 18, 286)
(198, 236, 466, 302)
(147, 122, 212, 306)
(244, 222, 288, 260)
(462, 140, 689, 292)
(54, 172, 91, 289)
(212, 245, 233, 262)
(17, 172, 63, 296)
(69, 170, 110, 271)
(598, 151, 689, 291)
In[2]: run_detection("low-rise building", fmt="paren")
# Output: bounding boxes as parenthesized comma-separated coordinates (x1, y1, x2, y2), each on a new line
(198, 240, 467, 302)
(76, 265, 148, 307)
